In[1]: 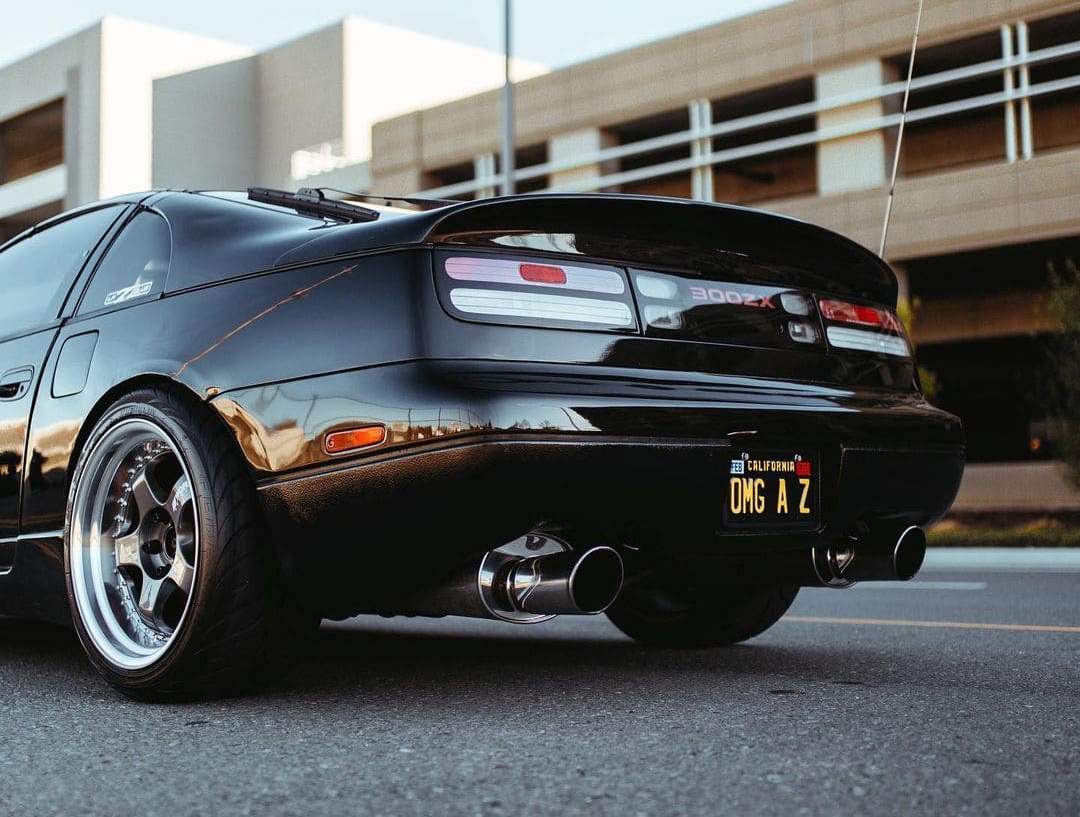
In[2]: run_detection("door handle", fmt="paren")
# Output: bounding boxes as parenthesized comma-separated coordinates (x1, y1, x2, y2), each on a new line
(0, 367, 33, 400)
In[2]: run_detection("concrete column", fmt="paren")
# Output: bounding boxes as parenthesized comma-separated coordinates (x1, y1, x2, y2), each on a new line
(689, 99, 714, 202)
(371, 166, 425, 197)
(473, 153, 497, 199)
(62, 66, 81, 209)
(547, 127, 616, 192)
(815, 60, 898, 195)
(892, 262, 910, 305)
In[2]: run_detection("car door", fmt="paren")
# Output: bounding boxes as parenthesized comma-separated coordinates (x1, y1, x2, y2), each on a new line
(0, 205, 126, 568)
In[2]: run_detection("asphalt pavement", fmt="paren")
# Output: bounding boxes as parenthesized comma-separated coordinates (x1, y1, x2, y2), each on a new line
(0, 549, 1077, 817)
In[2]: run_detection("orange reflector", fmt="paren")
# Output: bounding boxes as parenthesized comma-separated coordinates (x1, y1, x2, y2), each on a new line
(324, 425, 386, 455)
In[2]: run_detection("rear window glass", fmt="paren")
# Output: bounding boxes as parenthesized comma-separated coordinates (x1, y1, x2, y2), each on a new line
(78, 212, 171, 314)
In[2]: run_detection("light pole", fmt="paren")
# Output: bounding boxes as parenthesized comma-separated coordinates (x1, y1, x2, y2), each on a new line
(500, 0, 515, 196)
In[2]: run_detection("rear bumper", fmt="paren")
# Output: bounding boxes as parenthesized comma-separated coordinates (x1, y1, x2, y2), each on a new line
(212, 361, 963, 614)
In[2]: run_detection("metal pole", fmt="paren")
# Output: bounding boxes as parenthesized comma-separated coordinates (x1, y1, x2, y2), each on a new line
(879, 0, 925, 259)
(500, 0, 515, 196)
(1001, 24, 1018, 163)
(1017, 19, 1034, 160)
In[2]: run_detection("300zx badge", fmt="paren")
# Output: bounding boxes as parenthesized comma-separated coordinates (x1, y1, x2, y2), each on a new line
(104, 276, 154, 306)
(688, 285, 775, 308)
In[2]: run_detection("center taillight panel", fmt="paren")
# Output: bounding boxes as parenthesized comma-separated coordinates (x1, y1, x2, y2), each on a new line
(434, 250, 911, 360)
(629, 268, 823, 351)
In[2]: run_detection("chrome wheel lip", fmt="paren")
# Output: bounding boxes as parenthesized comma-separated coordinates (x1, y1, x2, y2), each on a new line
(70, 417, 199, 671)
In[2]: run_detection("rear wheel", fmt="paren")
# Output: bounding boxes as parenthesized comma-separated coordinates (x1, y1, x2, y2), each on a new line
(606, 576, 799, 647)
(65, 386, 313, 700)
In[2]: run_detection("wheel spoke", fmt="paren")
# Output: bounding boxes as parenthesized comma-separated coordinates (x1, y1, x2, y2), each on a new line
(165, 475, 193, 526)
(130, 470, 168, 517)
(114, 531, 142, 572)
(138, 575, 166, 619)
(166, 555, 194, 596)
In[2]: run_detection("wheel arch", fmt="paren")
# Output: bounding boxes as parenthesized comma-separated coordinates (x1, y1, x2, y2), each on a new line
(67, 374, 241, 499)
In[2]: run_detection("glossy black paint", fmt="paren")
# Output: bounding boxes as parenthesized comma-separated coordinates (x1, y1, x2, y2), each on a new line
(51, 332, 98, 399)
(0, 331, 55, 548)
(0, 191, 963, 623)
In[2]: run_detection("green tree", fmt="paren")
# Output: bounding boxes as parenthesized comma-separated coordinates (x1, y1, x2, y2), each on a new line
(897, 296, 939, 404)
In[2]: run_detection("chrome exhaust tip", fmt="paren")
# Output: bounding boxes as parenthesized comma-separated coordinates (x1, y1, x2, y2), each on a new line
(504, 546, 625, 616)
(392, 535, 625, 624)
(811, 524, 927, 588)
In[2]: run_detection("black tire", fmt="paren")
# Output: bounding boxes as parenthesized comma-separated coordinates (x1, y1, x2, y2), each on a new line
(64, 386, 315, 700)
(606, 577, 799, 647)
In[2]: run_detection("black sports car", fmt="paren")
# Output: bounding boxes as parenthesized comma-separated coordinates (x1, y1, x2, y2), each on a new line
(0, 189, 963, 699)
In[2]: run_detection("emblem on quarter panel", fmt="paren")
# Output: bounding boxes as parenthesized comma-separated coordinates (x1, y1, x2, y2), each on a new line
(104, 276, 154, 306)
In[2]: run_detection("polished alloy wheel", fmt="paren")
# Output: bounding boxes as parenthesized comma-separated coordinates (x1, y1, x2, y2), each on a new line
(69, 418, 199, 670)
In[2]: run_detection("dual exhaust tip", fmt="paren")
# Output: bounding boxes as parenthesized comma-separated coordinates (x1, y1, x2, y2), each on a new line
(811, 524, 927, 588)
(398, 523, 927, 622)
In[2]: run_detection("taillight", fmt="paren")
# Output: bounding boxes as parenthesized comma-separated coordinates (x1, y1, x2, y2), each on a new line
(438, 255, 637, 331)
(818, 298, 910, 357)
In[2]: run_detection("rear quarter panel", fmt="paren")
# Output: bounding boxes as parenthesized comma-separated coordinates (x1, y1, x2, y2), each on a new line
(20, 248, 431, 535)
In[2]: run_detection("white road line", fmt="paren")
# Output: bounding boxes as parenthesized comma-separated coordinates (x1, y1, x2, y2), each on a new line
(852, 580, 987, 590)
(922, 548, 1080, 573)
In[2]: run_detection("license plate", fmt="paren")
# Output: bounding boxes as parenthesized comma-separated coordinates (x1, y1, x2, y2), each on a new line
(723, 451, 819, 530)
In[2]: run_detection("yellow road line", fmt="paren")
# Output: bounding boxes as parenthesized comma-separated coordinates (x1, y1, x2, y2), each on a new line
(784, 615, 1080, 634)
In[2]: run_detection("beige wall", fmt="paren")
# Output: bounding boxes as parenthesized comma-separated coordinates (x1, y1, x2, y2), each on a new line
(911, 292, 1058, 345)
(772, 146, 1080, 261)
(255, 22, 346, 190)
(97, 18, 252, 199)
(152, 57, 258, 190)
(953, 462, 1080, 511)
(0, 18, 250, 207)
(548, 128, 617, 190)
(341, 19, 545, 166)
(816, 59, 896, 194)
(0, 24, 101, 206)
(371, 0, 1080, 184)
(230, 18, 546, 190)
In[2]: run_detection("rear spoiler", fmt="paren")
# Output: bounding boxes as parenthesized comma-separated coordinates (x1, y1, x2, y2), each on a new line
(274, 194, 897, 306)
(424, 195, 898, 306)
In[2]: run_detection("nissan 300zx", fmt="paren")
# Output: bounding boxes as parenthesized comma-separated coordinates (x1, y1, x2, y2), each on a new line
(0, 189, 964, 699)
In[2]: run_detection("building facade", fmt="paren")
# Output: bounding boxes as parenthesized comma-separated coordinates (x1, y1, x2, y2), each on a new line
(0, 17, 544, 241)
(368, 0, 1080, 512)
(0, 18, 251, 242)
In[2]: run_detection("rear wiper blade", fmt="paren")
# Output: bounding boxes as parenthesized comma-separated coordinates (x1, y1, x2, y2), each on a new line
(247, 187, 380, 223)
(316, 187, 459, 211)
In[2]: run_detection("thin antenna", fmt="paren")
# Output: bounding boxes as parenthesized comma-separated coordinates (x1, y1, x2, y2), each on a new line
(880, 0, 925, 258)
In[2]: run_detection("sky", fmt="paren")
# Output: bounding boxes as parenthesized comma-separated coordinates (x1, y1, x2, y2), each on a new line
(0, 0, 792, 70)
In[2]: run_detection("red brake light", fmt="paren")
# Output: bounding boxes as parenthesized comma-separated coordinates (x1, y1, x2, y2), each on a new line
(819, 299, 903, 334)
(519, 263, 567, 285)
(818, 298, 910, 357)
